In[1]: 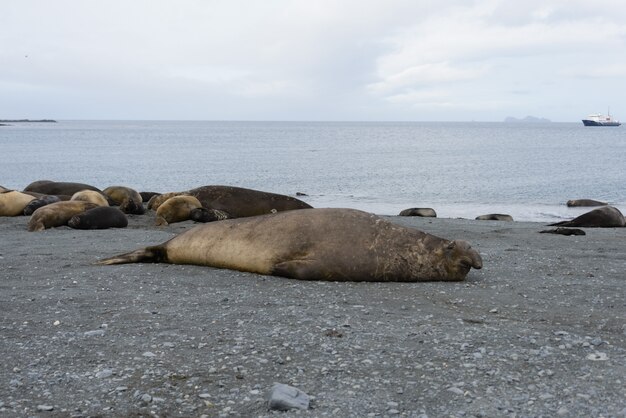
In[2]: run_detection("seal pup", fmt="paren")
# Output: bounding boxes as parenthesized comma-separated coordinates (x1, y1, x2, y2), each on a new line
(98, 208, 483, 282)
(566, 199, 607, 207)
(68, 206, 128, 229)
(71, 190, 110, 207)
(548, 206, 625, 228)
(23, 195, 62, 216)
(103, 186, 145, 214)
(186, 185, 312, 218)
(476, 214, 514, 221)
(155, 195, 203, 226)
(28, 201, 98, 231)
(399, 208, 437, 217)
(0, 190, 36, 216)
(24, 180, 102, 196)
(539, 228, 586, 236)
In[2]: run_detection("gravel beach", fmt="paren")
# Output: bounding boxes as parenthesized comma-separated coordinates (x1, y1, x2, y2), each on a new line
(1, 210, 625, 417)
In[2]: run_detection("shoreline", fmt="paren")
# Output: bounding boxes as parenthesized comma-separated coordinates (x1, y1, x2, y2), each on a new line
(1, 211, 625, 416)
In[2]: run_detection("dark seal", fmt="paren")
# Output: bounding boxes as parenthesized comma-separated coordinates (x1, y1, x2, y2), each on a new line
(475, 214, 514, 221)
(549, 206, 625, 228)
(68, 206, 128, 229)
(187, 185, 312, 218)
(23, 195, 62, 216)
(98, 208, 482, 282)
(24, 180, 103, 196)
(566, 199, 608, 207)
(399, 208, 437, 217)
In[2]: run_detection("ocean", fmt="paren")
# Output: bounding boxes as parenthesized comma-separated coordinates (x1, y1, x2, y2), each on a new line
(1, 120, 624, 222)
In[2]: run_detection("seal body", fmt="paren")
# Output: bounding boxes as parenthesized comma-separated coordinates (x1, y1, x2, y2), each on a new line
(549, 206, 625, 228)
(187, 185, 312, 218)
(147, 192, 187, 210)
(0, 190, 36, 216)
(28, 201, 98, 231)
(475, 214, 514, 221)
(103, 186, 145, 214)
(24, 180, 102, 196)
(99, 208, 482, 282)
(566, 199, 607, 207)
(140, 191, 161, 203)
(155, 195, 203, 226)
(71, 190, 109, 207)
(399, 208, 437, 217)
(68, 206, 128, 229)
(190, 207, 231, 223)
(23, 195, 62, 216)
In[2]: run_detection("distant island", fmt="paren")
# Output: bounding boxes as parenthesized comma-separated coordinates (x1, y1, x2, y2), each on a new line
(0, 119, 57, 123)
(504, 116, 551, 123)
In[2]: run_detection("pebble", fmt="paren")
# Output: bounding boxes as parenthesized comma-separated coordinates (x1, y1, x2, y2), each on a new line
(586, 352, 608, 361)
(267, 383, 310, 411)
(448, 387, 464, 395)
(95, 369, 113, 378)
(37, 405, 54, 411)
(83, 329, 105, 337)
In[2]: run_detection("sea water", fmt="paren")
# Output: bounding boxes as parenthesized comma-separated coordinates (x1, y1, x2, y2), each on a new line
(1, 120, 625, 222)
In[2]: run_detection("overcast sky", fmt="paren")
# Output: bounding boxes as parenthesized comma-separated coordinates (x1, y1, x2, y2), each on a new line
(2, 0, 626, 121)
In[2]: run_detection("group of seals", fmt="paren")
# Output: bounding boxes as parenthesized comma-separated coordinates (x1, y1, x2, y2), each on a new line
(99, 208, 483, 282)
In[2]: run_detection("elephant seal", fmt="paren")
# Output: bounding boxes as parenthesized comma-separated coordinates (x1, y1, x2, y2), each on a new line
(103, 186, 145, 214)
(24, 180, 102, 196)
(549, 206, 625, 228)
(476, 214, 514, 221)
(98, 208, 483, 282)
(186, 185, 312, 218)
(399, 208, 437, 217)
(140, 191, 161, 203)
(566, 199, 607, 207)
(155, 195, 203, 226)
(190, 207, 231, 223)
(28, 201, 98, 231)
(147, 192, 188, 211)
(0, 190, 36, 216)
(539, 228, 586, 236)
(71, 190, 109, 207)
(23, 195, 62, 216)
(68, 206, 128, 229)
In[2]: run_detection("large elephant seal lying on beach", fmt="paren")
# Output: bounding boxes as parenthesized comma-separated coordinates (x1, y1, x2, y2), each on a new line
(98, 208, 482, 282)
(68, 206, 128, 229)
(549, 206, 625, 228)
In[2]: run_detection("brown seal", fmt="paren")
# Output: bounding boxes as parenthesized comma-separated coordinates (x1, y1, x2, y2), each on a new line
(0, 190, 36, 216)
(155, 195, 203, 226)
(399, 208, 437, 217)
(147, 192, 187, 211)
(98, 208, 482, 282)
(103, 186, 145, 214)
(548, 206, 625, 228)
(566, 199, 608, 207)
(23, 195, 62, 216)
(71, 190, 109, 207)
(24, 180, 102, 196)
(68, 206, 128, 229)
(475, 214, 514, 221)
(186, 185, 312, 218)
(28, 201, 98, 231)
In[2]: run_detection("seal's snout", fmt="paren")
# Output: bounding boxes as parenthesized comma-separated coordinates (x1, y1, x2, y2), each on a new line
(468, 249, 482, 269)
(448, 240, 483, 270)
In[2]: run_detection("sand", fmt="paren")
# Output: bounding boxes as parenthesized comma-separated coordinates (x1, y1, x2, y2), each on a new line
(1, 210, 625, 417)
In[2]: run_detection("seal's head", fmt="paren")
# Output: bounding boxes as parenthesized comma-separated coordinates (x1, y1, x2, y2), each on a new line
(442, 240, 482, 280)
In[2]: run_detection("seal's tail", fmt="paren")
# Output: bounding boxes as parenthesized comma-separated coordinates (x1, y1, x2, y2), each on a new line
(96, 246, 166, 265)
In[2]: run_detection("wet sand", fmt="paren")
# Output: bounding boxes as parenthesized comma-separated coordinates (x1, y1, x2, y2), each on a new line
(1, 211, 625, 416)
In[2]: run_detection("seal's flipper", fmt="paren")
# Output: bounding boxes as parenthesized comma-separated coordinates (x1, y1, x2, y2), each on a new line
(96, 246, 166, 265)
(271, 260, 321, 281)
